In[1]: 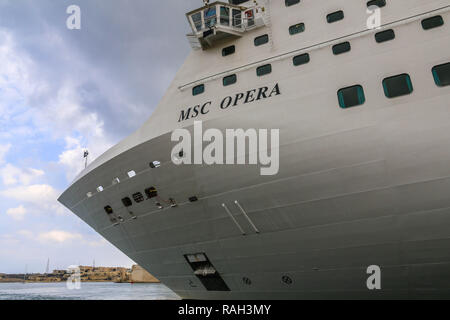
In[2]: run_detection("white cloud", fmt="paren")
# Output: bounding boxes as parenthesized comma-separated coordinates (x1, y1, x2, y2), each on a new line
(0, 163, 44, 186)
(38, 230, 82, 243)
(0, 144, 11, 164)
(6, 205, 27, 221)
(0, 184, 64, 215)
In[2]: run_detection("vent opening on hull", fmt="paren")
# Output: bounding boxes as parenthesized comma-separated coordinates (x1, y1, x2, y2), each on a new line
(149, 161, 161, 168)
(184, 253, 230, 292)
(104, 206, 113, 215)
(122, 197, 133, 207)
(133, 192, 145, 203)
(145, 187, 158, 199)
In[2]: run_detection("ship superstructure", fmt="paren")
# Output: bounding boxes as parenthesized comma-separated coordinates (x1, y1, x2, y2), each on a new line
(59, 0, 450, 299)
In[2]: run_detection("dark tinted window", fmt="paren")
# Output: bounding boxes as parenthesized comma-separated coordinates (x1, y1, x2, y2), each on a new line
(327, 11, 344, 23)
(223, 74, 237, 86)
(422, 15, 444, 30)
(254, 34, 269, 46)
(383, 74, 413, 98)
(285, 0, 300, 6)
(222, 45, 235, 56)
(332, 42, 351, 55)
(289, 23, 305, 35)
(338, 85, 366, 109)
(257, 64, 272, 76)
(375, 29, 395, 43)
(367, 0, 386, 8)
(193, 84, 204, 96)
(432, 62, 450, 87)
(293, 53, 310, 66)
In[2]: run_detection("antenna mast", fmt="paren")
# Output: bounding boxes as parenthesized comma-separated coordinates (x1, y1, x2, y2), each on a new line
(83, 150, 89, 168)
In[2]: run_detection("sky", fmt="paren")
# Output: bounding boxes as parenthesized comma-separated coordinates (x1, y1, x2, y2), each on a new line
(0, 0, 199, 274)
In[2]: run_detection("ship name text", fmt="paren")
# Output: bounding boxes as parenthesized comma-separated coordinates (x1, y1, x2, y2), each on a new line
(178, 83, 281, 123)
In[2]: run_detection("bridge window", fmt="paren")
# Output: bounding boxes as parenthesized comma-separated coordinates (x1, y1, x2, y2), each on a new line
(193, 84, 205, 96)
(293, 53, 310, 66)
(254, 34, 269, 46)
(383, 74, 413, 98)
(232, 9, 242, 27)
(223, 74, 237, 86)
(432, 62, 450, 87)
(285, 0, 300, 7)
(422, 15, 444, 30)
(375, 29, 395, 43)
(332, 42, 351, 55)
(338, 85, 366, 109)
(367, 0, 386, 8)
(222, 45, 235, 56)
(257, 64, 272, 77)
(204, 7, 217, 28)
(327, 10, 344, 23)
(289, 23, 305, 35)
(220, 6, 230, 26)
(192, 12, 202, 31)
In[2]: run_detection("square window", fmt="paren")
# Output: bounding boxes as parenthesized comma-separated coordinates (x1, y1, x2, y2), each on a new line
(367, 0, 386, 8)
(422, 15, 444, 30)
(383, 74, 413, 98)
(289, 23, 305, 35)
(375, 29, 395, 43)
(223, 74, 237, 86)
(293, 53, 310, 66)
(432, 62, 450, 87)
(285, 0, 300, 6)
(193, 84, 205, 96)
(327, 11, 344, 23)
(332, 42, 351, 55)
(254, 34, 269, 46)
(256, 64, 272, 76)
(338, 85, 366, 109)
(222, 45, 235, 57)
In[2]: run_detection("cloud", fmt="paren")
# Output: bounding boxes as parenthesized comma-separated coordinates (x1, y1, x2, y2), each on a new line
(0, 144, 11, 164)
(0, 163, 44, 186)
(0, 184, 64, 215)
(38, 230, 83, 243)
(6, 205, 27, 221)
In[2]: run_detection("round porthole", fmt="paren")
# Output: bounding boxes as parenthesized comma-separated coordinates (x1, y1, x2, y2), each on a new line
(282, 275, 293, 285)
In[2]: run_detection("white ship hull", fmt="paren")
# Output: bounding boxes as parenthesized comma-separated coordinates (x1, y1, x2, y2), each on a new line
(59, 0, 450, 299)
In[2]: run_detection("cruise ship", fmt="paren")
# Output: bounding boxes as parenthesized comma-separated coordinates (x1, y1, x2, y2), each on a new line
(58, 0, 450, 299)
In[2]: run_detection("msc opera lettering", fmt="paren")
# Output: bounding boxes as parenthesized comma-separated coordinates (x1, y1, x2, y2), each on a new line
(178, 83, 281, 123)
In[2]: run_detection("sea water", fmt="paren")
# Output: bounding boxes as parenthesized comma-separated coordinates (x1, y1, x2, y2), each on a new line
(0, 282, 180, 300)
